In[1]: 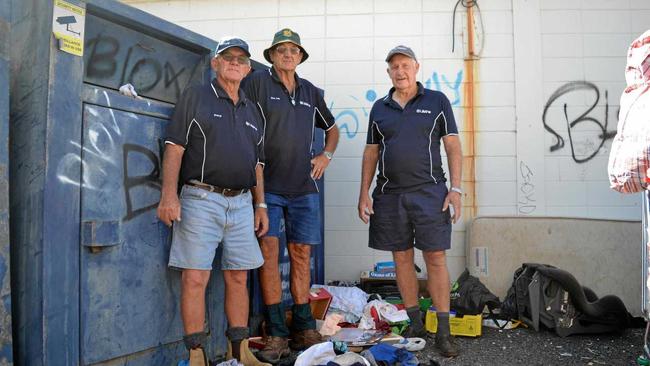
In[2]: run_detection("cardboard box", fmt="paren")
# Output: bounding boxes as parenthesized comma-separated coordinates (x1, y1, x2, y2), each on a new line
(308, 287, 332, 320)
(425, 309, 482, 337)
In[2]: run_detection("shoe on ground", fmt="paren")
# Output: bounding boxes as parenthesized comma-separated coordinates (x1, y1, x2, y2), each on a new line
(227, 339, 272, 366)
(189, 347, 208, 366)
(256, 336, 291, 364)
(434, 333, 459, 357)
(289, 329, 324, 350)
(401, 324, 427, 338)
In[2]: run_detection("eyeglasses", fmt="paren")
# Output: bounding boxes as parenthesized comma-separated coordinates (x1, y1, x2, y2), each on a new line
(274, 45, 301, 55)
(219, 53, 250, 65)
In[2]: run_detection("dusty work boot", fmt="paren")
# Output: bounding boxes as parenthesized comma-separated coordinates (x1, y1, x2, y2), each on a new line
(434, 333, 459, 357)
(289, 329, 324, 350)
(184, 331, 209, 366)
(188, 347, 209, 366)
(256, 336, 291, 363)
(227, 339, 272, 366)
(401, 324, 427, 338)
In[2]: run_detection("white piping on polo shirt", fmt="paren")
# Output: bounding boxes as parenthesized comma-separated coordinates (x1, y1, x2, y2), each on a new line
(185, 118, 207, 182)
(373, 121, 389, 193)
(256, 102, 267, 167)
(210, 83, 220, 99)
(310, 108, 320, 192)
(429, 115, 439, 184)
(315, 106, 335, 131)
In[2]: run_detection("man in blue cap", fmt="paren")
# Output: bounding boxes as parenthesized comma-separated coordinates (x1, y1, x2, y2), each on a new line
(158, 37, 270, 366)
(358, 45, 462, 357)
(243, 28, 339, 363)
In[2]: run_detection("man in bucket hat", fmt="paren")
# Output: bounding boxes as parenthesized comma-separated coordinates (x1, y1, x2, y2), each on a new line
(358, 45, 462, 357)
(158, 37, 270, 366)
(242, 28, 340, 363)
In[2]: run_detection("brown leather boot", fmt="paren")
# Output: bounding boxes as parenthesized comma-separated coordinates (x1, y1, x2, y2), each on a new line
(289, 329, 323, 350)
(257, 336, 291, 363)
(188, 347, 208, 366)
(227, 339, 272, 366)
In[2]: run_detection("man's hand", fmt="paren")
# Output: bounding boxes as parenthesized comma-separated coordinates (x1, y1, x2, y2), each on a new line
(254, 207, 269, 237)
(157, 194, 181, 227)
(310, 153, 331, 180)
(358, 193, 374, 224)
(442, 190, 462, 224)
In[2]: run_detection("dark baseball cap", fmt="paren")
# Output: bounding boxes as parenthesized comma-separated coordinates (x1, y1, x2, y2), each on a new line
(215, 37, 251, 57)
(385, 45, 417, 62)
(263, 28, 309, 64)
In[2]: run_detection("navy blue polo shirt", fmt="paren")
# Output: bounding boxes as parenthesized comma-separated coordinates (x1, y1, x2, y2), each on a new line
(165, 78, 265, 190)
(367, 82, 458, 194)
(242, 67, 336, 195)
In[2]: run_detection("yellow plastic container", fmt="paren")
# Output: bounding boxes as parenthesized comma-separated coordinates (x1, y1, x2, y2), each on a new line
(425, 309, 482, 337)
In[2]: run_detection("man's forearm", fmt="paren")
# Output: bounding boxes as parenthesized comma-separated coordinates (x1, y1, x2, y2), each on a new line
(323, 125, 340, 154)
(360, 145, 379, 194)
(252, 164, 265, 205)
(444, 136, 462, 188)
(161, 144, 184, 197)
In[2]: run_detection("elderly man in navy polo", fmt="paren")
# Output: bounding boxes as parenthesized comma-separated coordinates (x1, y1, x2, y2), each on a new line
(358, 45, 463, 357)
(157, 37, 270, 366)
(242, 28, 340, 363)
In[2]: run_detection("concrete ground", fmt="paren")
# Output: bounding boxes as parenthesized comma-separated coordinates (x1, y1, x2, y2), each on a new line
(420, 326, 646, 366)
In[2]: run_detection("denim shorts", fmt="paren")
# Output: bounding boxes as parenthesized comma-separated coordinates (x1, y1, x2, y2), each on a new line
(168, 185, 264, 271)
(265, 192, 322, 245)
(369, 183, 451, 252)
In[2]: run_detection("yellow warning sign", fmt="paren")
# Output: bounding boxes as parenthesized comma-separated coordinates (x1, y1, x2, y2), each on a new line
(52, 0, 85, 56)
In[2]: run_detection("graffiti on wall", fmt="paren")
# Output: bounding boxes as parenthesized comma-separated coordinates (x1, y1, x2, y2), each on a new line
(85, 32, 201, 103)
(56, 91, 162, 222)
(331, 70, 464, 139)
(542, 81, 618, 164)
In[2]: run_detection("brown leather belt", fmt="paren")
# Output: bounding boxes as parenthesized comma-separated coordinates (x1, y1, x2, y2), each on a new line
(187, 180, 248, 197)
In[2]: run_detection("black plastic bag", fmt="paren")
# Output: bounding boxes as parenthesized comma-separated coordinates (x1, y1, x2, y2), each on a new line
(450, 269, 500, 315)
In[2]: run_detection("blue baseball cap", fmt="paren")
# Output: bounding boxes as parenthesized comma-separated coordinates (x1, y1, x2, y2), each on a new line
(215, 37, 251, 57)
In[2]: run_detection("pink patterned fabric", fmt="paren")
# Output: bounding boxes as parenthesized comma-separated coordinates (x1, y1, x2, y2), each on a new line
(607, 30, 650, 193)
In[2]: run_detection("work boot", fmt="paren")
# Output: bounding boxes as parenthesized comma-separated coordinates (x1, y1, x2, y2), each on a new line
(289, 329, 323, 350)
(257, 336, 291, 363)
(188, 347, 208, 366)
(434, 333, 459, 357)
(402, 324, 427, 338)
(227, 339, 272, 366)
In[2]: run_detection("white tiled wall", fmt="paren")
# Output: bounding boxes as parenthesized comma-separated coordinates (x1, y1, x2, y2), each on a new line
(122, 0, 646, 282)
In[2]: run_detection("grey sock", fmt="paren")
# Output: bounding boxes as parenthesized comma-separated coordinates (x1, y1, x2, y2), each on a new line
(226, 327, 249, 360)
(436, 312, 451, 337)
(183, 331, 207, 350)
(406, 306, 424, 330)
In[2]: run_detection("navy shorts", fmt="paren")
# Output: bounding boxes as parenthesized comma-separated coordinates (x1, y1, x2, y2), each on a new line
(369, 183, 451, 252)
(265, 192, 322, 245)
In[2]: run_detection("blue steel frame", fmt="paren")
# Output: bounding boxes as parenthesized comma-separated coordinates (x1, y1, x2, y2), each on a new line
(9, 1, 216, 364)
(0, 0, 12, 363)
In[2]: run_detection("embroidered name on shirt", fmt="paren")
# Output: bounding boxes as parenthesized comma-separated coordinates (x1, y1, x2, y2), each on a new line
(213, 113, 222, 118)
(299, 101, 311, 107)
(416, 109, 431, 114)
(245, 121, 258, 131)
(270, 96, 281, 100)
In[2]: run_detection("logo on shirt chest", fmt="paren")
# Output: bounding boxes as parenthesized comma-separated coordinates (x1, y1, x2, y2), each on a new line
(299, 101, 311, 108)
(213, 113, 222, 118)
(269, 96, 281, 101)
(416, 109, 431, 114)
(245, 121, 258, 131)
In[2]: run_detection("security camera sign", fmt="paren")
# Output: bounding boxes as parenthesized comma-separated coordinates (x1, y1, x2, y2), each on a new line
(52, 0, 85, 56)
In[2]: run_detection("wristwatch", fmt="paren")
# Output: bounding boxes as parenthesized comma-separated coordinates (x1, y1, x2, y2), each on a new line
(323, 151, 333, 160)
(254, 203, 268, 209)
(450, 187, 463, 195)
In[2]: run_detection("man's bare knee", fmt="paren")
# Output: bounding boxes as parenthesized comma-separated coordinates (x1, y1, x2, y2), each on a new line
(182, 270, 210, 291)
(260, 237, 280, 261)
(224, 270, 248, 287)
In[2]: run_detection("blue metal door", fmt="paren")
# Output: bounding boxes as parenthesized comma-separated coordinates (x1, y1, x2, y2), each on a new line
(79, 102, 183, 363)
(77, 7, 224, 365)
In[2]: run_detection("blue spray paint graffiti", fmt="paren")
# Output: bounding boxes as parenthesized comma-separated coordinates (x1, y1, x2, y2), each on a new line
(330, 70, 463, 139)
